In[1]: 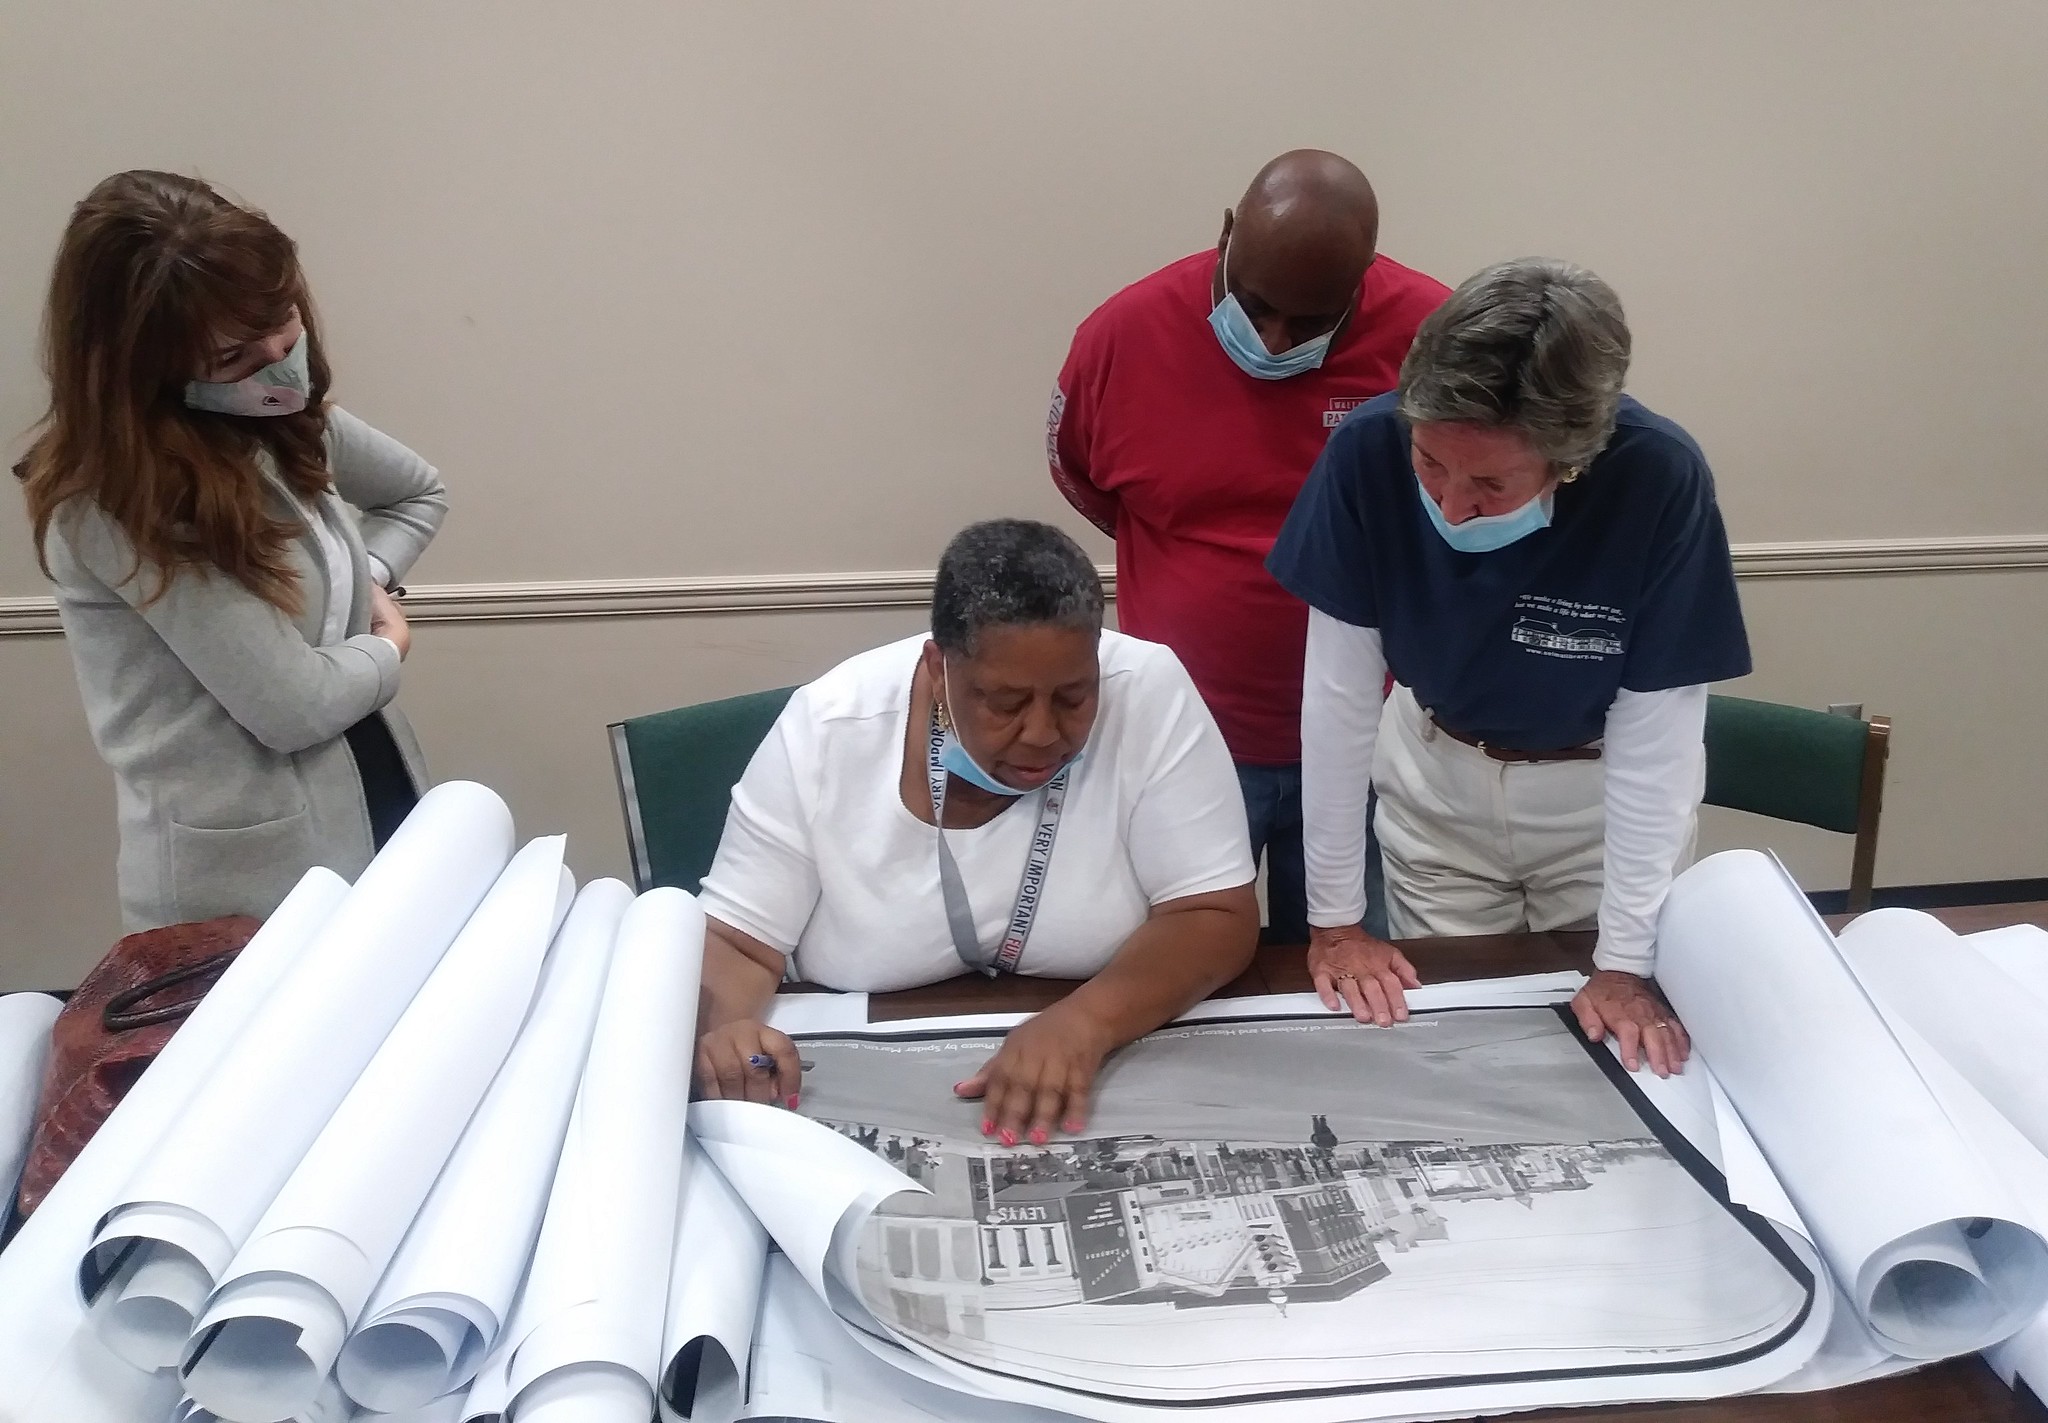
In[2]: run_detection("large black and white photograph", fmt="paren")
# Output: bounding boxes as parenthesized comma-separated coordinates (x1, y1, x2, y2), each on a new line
(796, 1009, 1814, 1403)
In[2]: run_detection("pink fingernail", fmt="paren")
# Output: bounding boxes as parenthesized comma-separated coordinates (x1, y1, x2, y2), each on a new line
(1062, 1120, 1083, 1134)
(1029, 1129, 1048, 1146)
(1000, 1129, 1018, 1147)
(786, 1095, 800, 1109)
(981, 1118, 995, 1134)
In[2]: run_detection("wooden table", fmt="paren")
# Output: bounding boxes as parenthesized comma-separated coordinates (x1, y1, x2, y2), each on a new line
(866, 903, 2048, 1423)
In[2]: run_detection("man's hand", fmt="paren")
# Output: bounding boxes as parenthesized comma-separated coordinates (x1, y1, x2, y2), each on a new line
(369, 583, 412, 660)
(1571, 969, 1690, 1077)
(694, 1019, 803, 1105)
(1308, 925, 1422, 1027)
(953, 999, 1115, 1146)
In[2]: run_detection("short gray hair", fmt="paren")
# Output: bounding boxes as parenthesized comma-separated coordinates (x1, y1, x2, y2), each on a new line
(1397, 258, 1631, 471)
(931, 519, 1104, 657)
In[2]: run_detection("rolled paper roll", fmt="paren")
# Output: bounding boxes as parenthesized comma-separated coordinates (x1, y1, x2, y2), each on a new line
(0, 992, 61, 1198)
(83, 782, 518, 1373)
(180, 837, 571, 1421)
(338, 879, 633, 1413)
(494, 889, 707, 1423)
(0, 868, 347, 1410)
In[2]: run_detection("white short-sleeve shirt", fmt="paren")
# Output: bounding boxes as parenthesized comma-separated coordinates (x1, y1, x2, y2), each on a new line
(697, 631, 1256, 992)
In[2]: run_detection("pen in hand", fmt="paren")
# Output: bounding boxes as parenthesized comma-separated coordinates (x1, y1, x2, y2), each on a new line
(748, 1055, 814, 1071)
(747, 1054, 812, 1109)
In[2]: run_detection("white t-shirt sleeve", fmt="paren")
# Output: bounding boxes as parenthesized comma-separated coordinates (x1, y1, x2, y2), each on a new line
(1123, 651, 1257, 905)
(696, 704, 823, 957)
(1302, 608, 1387, 927)
(1596, 683, 1710, 976)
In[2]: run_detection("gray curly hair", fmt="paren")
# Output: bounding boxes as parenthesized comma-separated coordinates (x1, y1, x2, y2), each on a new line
(931, 518, 1104, 657)
(1397, 258, 1631, 472)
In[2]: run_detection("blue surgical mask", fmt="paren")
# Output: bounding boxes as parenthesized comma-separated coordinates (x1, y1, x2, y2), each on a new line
(1208, 236, 1334, 381)
(184, 330, 312, 417)
(939, 669, 1082, 796)
(940, 729, 1030, 797)
(1417, 474, 1554, 553)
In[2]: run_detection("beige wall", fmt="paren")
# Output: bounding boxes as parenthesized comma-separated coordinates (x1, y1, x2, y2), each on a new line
(4, 2, 2046, 987)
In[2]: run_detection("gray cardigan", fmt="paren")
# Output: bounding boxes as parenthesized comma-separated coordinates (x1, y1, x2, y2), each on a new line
(45, 408, 448, 931)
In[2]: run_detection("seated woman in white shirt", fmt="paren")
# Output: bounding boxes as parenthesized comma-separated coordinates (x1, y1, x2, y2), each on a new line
(694, 518, 1259, 1145)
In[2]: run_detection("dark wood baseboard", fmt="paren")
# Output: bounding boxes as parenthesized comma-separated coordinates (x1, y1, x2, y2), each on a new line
(1807, 878, 2048, 916)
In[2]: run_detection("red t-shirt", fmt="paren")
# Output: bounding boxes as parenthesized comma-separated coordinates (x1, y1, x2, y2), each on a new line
(1049, 250, 1449, 764)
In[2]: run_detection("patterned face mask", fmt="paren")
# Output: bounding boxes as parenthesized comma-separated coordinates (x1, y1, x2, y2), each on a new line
(184, 330, 311, 417)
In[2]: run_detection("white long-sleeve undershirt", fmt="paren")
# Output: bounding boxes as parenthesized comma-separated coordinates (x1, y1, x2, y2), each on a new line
(1594, 682, 1708, 976)
(1301, 610, 1387, 932)
(1299, 607, 1709, 977)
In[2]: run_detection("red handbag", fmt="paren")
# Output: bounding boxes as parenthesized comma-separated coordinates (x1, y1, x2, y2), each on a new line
(16, 916, 260, 1218)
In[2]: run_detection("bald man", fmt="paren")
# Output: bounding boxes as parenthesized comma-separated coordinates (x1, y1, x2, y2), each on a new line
(1048, 151, 1448, 944)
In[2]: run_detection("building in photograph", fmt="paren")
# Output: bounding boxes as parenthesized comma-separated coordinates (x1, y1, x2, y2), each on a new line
(827, 1115, 1665, 1333)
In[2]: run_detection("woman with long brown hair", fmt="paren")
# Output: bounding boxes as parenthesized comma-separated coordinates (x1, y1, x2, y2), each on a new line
(18, 170, 447, 931)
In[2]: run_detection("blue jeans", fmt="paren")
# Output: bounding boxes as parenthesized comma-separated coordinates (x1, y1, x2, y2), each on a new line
(1235, 762, 1387, 946)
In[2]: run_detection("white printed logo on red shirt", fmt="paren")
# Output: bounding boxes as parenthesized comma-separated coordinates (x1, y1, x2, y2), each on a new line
(1323, 396, 1369, 429)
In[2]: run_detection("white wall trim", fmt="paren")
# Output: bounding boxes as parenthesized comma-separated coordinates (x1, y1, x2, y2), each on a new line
(1728, 534, 2048, 578)
(5, 533, 2048, 636)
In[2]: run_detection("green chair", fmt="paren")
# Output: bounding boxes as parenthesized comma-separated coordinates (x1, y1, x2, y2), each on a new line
(1702, 695, 1892, 913)
(608, 686, 798, 894)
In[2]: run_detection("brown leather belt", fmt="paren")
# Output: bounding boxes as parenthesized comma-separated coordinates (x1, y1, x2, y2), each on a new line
(1430, 715, 1602, 764)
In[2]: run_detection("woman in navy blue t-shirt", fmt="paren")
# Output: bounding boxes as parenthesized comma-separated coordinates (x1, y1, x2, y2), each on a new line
(1267, 258, 1749, 1078)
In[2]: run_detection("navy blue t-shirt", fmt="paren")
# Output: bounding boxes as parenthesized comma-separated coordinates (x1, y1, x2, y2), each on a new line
(1267, 392, 1750, 751)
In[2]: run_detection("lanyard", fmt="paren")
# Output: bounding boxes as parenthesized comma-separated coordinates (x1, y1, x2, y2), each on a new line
(926, 708, 1069, 977)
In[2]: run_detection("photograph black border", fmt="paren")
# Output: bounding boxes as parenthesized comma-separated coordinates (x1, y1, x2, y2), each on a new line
(789, 1004, 1818, 1409)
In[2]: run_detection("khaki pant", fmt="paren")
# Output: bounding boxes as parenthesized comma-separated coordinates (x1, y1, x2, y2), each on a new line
(1373, 685, 1616, 938)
